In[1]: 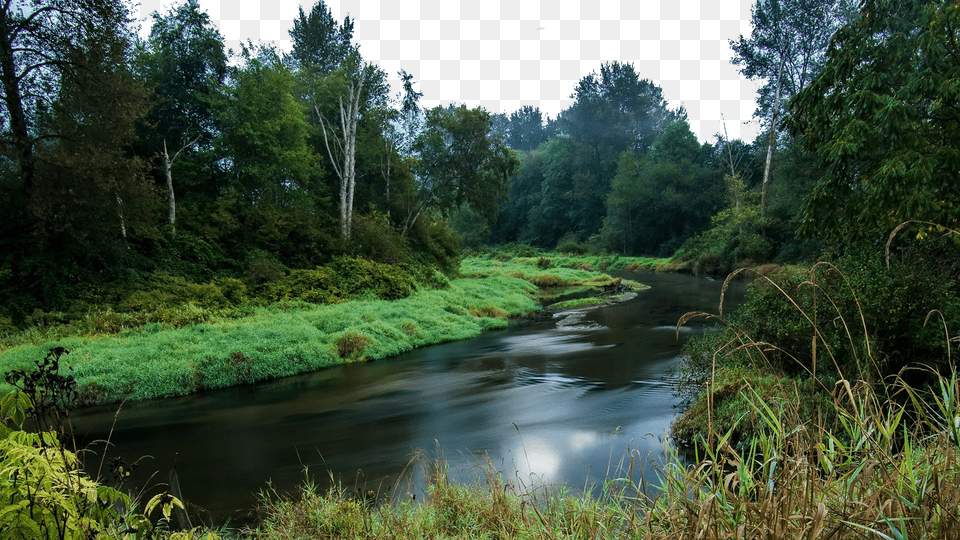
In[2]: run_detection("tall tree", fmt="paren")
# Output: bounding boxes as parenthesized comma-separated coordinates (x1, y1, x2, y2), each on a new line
(290, 2, 388, 239)
(35, 31, 153, 243)
(731, 0, 857, 215)
(505, 106, 553, 151)
(140, 0, 227, 232)
(561, 61, 681, 158)
(599, 121, 723, 255)
(0, 0, 135, 199)
(217, 45, 320, 209)
(790, 0, 960, 242)
(289, 0, 356, 74)
(402, 105, 518, 236)
(316, 64, 370, 238)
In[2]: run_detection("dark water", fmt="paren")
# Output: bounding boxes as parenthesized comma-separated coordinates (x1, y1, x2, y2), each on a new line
(70, 273, 744, 525)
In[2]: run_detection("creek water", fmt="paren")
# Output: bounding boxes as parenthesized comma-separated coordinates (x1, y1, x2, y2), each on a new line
(70, 273, 745, 525)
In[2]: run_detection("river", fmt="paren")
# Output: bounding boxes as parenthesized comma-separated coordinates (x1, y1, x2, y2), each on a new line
(70, 272, 744, 526)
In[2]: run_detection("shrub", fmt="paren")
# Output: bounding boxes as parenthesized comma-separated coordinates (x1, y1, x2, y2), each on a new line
(556, 234, 588, 255)
(269, 267, 344, 304)
(335, 332, 371, 360)
(330, 257, 417, 301)
(0, 350, 201, 539)
(244, 250, 288, 291)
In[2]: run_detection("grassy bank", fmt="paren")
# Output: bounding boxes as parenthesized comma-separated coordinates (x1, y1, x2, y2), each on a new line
(0, 255, 637, 405)
(249, 369, 960, 540)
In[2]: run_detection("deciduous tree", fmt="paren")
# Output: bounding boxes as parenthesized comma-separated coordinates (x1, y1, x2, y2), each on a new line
(731, 0, 856, 214)
(139, 0, 227, 232)
(402, 105, 518, 236)
(790, 0, 960, 242)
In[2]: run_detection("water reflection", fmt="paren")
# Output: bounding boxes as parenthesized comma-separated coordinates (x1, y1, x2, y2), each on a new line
(70, 273, 744, 525)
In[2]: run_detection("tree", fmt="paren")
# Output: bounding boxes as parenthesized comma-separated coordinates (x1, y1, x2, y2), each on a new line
(599, 121, 723, 255)
(731, 0, 857, 214)
(790, 0, 960, 243)
(504, 106, 553, 151)
(31, 15, 154, 244)
(316, 64, 371, 239)
(217, 46, 321, 209)
(0, 0, 135, 198)
(561, 61, 681, 157)
(289, 0, 356, 74)
(523, 137, 585, 246)
(139, 0, 227, 233)
(0, 0, 156, 314)
(402, 105, 519, 236)
(290, 3, 389, 239)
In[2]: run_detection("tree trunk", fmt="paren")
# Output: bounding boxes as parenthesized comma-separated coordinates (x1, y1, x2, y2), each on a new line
(382, 137, 392, 221)
(761, 56, 787, 219)
(0, 10, 34, 193)
(319, 76, 364, 239)
(116, 194, 127, 239)
(164, 140, 176, 235)
(162, 137, 198, 237)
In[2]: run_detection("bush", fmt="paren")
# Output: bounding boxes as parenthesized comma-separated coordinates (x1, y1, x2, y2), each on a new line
(243, 250, 288, 291)
(335, 332, 371, 360)
(556, 234, 588, 255)
(269, 267, 344, 304)
(330, 257, 416, 301)
(679, 239, 960, 403)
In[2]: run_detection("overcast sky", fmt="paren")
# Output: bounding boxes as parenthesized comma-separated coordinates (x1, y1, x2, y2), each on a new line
(136, 0, 763, 144)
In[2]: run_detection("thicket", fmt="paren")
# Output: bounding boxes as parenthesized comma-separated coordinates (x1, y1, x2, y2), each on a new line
(673, 235, 960, 447)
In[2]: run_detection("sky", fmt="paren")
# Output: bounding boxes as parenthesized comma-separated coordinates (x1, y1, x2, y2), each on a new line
(136, 0, 764, 144)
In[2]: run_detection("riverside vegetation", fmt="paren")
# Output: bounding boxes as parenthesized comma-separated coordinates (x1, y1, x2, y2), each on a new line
(5, 247, 960, 539)
(0, 253, 647, 405)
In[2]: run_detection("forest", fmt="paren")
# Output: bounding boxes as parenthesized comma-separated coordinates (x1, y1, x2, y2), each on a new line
(0, 0, 841, 326)
(0, 0, 952, 333)
(0, 0, 957, 411)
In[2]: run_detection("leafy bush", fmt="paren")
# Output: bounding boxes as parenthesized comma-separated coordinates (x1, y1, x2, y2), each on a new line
(556, 234, 588, 255)
(0, 350, 205, 539)
(330, 257, 416, 301)
(269, 267, 344, 304)
(243, 250, 288, 291)
(677, 239, 960, 444)
(335, 332, 371, 360)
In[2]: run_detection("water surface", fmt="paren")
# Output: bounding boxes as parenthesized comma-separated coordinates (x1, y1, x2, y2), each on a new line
(71, 272, 743, 524)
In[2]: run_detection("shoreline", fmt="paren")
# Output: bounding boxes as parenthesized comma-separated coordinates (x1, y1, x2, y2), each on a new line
(0, 256, 646, 406)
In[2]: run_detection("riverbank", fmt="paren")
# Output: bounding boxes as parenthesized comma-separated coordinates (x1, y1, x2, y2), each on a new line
(0, 255, 644, 405)
(247, 365, 960, 540)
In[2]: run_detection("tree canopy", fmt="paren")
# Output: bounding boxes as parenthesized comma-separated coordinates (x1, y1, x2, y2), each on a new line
(790, 0, 960, 242)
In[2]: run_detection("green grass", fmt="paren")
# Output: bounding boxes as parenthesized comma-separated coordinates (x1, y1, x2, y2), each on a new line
(549, 297, 608, 310)
(0, 255, 644, 405)
(0, 274, 541, 405)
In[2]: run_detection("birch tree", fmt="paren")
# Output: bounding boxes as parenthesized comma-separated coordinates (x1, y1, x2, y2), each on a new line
(317, 74, 364, 239)
(730, 0, 857, 216)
